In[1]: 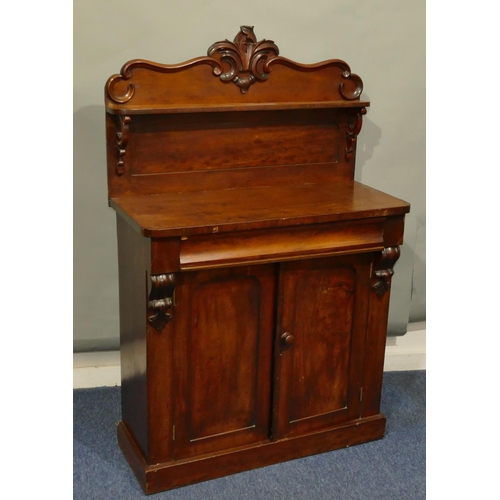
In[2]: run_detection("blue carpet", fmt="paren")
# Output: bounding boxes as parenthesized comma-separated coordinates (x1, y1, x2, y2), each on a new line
(74, 370, 425, 499)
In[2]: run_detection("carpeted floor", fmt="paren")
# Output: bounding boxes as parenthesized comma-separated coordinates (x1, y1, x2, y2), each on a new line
(74, 370, 425, 499)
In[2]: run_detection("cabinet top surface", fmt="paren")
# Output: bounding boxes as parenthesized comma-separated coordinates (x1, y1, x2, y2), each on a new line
(110, 180, 410, 238)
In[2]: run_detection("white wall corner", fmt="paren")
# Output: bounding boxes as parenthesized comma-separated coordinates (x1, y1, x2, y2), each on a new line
(73, 351, 121, 389)
(383, 321, 426, 372)
(73, 322, 426, 389)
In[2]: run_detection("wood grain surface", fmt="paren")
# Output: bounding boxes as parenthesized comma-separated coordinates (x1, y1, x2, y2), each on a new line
(110, 181, 409, 237)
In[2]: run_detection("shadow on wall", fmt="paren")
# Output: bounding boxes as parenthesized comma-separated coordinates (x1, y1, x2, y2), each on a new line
(355, 112, 382, 179)
(355, 111, 426, 328)
(353, 107, 417, 334)
(409, 219, 426, 322)
(74, 105, 120, 352)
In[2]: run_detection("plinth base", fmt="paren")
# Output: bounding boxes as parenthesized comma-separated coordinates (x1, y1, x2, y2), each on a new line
(117, 414, 386, 495)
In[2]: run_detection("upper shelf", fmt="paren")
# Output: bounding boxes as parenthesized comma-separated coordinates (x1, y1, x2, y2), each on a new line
(106, 100, 371, 115)
(105, 26, 369, 115)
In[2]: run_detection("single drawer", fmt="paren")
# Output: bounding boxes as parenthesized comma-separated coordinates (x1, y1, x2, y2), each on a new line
(179, 218, 385, 270)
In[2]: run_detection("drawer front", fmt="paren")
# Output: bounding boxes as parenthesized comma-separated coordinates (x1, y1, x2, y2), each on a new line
(179, 219, 385, 270)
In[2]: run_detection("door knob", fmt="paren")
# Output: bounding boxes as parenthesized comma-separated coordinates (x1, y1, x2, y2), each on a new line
(281, 332, 295, 347)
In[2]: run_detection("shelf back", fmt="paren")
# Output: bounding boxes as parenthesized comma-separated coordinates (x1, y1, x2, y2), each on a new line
(105, 26, 368, 198)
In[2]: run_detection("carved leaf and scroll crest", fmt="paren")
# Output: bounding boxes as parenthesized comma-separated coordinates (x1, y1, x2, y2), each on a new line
(207, 25, 279, 94)
(148, 273, 176, 332)
(372, 247, 401, 298)
(105, 26, 364, 102)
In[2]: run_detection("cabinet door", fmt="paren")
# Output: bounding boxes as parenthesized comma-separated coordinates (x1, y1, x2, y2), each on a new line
(272, 255, 371, 439)
(173, 264, 277, 459)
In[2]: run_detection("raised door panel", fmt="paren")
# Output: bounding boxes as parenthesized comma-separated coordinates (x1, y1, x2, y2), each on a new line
(173, 265, 276, 459)
(273, 255, 371, 439)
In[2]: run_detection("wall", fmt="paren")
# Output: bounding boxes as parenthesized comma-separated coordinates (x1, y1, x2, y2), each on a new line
(74, 0, 425, 351)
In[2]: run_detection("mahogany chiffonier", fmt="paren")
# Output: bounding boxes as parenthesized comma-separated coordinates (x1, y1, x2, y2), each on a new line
(104, 26, 410, 495)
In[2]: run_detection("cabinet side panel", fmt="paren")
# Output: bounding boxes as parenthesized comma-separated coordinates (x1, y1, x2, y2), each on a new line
(362, 247, 404, 417)
(116, 215, 150, 458)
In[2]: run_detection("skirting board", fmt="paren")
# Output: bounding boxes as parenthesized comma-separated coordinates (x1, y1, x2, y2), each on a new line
(383, 321, 426, 372)
(73, 322, 426, 389)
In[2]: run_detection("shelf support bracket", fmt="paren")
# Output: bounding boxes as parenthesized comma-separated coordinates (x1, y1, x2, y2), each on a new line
(345, 107, 366, 161)
(116, 115, 131, 176)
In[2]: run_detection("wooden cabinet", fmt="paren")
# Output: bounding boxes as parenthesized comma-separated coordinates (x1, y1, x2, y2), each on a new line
(105, 27, 410, 494)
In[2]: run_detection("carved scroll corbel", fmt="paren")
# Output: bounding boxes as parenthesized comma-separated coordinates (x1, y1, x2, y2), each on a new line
(148, 273, 176, 332)
(116, 115, 131, 176)
(372, 247, 401, 298)
(345, 107, 366, 161)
